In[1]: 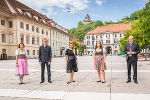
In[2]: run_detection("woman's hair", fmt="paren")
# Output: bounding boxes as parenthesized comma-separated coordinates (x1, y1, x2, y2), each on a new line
(18, 43, 25, 48)
(95, 41, 102, 49)
(69, 41, 76, 57)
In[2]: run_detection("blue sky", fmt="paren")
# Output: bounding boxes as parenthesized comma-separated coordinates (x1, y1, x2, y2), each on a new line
(18, 0, 147, 29)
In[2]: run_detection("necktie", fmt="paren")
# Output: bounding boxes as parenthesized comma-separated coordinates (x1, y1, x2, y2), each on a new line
(130, 44, 132, 56)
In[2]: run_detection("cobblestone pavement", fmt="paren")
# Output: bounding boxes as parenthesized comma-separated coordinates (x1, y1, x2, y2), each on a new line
(0, 55, 150, 100)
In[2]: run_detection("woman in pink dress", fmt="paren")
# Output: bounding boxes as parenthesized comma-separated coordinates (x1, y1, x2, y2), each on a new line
(93, 41, 106, 83)
(15, 43, 29, 85)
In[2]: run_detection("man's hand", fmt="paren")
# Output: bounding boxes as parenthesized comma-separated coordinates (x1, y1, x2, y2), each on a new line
(39, 62, 42, 65)
(48, 62, 51, 65)
(132, 52, 136, 54)
(127, 52, 131, 55)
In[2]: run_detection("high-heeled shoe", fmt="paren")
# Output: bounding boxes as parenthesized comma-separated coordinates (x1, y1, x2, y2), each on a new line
(97, 80, 101, 82)
(102, 81, 106, 83)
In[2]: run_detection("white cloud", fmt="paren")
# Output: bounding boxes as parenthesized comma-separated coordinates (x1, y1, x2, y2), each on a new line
(17, 0, 89, 16)
(96, 0, 103, 6)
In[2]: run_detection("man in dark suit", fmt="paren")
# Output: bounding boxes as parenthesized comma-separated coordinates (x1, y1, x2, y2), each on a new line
(39, 38, 52, 84)
(124, 36, 140, 84)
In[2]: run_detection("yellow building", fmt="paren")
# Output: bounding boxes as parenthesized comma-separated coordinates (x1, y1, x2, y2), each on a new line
(0, 0, 69, 59)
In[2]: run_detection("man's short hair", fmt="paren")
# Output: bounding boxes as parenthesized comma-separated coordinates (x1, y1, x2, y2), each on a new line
(128, 36, 134, 39)
(42, 38, 47, 41)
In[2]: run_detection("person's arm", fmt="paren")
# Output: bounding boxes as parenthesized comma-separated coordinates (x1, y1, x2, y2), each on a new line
(16, 50, 18, 67)
(93, 53, 96, 65)
(25, 50, 28, 63)
(65, 50, 68, 66)
(48, 47, 52, 62)
(65, 55, 68, 66)
(124, 44, 128, 54)
(103, 52, 106, 64)
(39, 47, 41, 62)
(75, 54, 78, 65)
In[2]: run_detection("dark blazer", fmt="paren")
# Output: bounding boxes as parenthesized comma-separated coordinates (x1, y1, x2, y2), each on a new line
(39, 45, 52, 62)
(124, 43, 140, 61)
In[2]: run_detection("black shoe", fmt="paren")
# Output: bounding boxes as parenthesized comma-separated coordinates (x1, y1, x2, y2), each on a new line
(134, 80, 138, 84)
(126, 80, 131, 83)
(97, 80, 101, 82)
(48, 80, 52, 83)
(40, 81, 44, 84)
(67, 82, 71, 84)
(19, 82, 22, 85)
(73, 80, 75, 82)
(21, 82, 25, 84)
(102, 81, 106, 83)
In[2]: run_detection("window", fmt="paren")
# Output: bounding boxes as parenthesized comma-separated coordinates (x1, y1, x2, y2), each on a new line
(2, 49, 6, 54)
(9, 34, 13, 43)
(26, 24, 29, 30)
(46, 31, 48, 36)
(26, 36, 29, 44)
(32, 26, 34, 32)
(100, 40, 103, 44)
(96, 35, 98, 39)
(20, 22, 24, 28)
(37, 38, 39, 45)
(37, 50, 39, 55)
(20, 35, 24, 43)
(2, 34, 6, 43)
(27, 50, 30, 55)
(92, 41, 94, 45)
(22, 10, 26, 16)
(87, 36, 90, 39)
(106, 40, 110, 43)
(106, 34, 110, 38)
(1, 20, 5, 26)
(9, 21, 13, 28)
(115, 34, 117, 37)
(92, 36, 95, 40)
(114, 39, 118, 43)
(42, 29, 44, 34)
(120, 34, 122, 37)
(100, 35, 102, 38)
(32, 37, 35, 44)
(87, 41, 90, 45)
(33, 50, 35, 55)
(36, 27, 39, 33)
(115, 45, 117, 48)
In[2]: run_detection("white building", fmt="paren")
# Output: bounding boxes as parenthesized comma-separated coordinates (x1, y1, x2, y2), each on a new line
(84, 24, 131, 55)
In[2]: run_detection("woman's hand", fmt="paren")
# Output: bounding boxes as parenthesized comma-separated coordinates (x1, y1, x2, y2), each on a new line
(66, 61, 67, 66)
(16, 63, 18, 67)
(104, 61, 106, 65)
(76, 60, 78, 65)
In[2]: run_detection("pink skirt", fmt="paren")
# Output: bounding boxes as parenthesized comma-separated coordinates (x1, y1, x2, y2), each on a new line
(15, 57, 29, 76)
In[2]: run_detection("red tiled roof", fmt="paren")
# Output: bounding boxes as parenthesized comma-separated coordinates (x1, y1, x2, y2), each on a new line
(87, 24, 131, 35)
(0, 0, 68, 34)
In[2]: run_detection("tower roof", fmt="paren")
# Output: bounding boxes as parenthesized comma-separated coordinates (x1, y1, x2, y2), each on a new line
(84, 14, 91, 22)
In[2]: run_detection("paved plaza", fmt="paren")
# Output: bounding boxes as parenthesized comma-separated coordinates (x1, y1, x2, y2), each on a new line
(0, 55, 150, 100)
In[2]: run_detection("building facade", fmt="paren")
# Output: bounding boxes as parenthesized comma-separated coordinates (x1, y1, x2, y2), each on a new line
(0, 0, 69, 59)
(84, 24, 131, 55)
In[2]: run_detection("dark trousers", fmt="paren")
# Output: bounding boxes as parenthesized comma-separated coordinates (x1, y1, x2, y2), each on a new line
(127, 57, 137, 81)
(41, 62, 51, 81)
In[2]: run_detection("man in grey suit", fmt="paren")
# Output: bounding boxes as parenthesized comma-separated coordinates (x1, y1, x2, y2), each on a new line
(39, 38, 52, 84)
(124, 36, 140, 84)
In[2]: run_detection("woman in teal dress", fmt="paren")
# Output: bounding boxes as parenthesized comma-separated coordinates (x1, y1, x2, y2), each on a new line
(93, 41, 106, 83)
